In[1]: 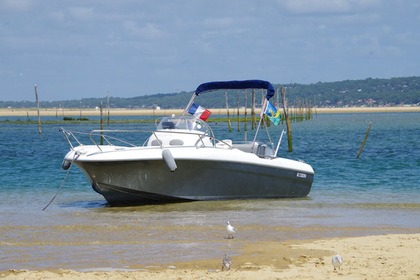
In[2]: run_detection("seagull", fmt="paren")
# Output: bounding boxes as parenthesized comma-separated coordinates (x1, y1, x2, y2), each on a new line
(222, 254, 232, 271)
(332, 254, 343, 271)
(226, 221, 236, 239)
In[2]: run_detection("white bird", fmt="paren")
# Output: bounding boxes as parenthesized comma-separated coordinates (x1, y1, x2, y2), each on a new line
(332, 254, 343, 271)
(226, 221, 236, 239)
(222, 254, 232, 271)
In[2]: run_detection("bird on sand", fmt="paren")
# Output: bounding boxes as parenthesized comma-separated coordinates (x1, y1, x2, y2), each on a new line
(226, 221, 236, 239)
(222, 254, 232, 271)
(332, 254, 343, 271)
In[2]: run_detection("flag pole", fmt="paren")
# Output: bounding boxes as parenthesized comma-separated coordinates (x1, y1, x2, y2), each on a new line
(251, 98, 268, 150)
(274, 129, 285, 156)
(260, 98, 268, 117)
(182, 93, 197, 116)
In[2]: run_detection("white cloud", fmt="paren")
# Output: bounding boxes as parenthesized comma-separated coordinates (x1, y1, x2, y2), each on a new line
(280, 0, 381, 15)
(203, 17, 236, 28)
(0, 0, 31, 12)
(69, 6, 95, 21)
(123, 21, 164, 38)
(48, 11, 66, 22)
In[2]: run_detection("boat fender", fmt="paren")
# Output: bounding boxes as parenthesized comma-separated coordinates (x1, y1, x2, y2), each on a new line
(162, 149, 177, 172)
(61, 159, 71, 170)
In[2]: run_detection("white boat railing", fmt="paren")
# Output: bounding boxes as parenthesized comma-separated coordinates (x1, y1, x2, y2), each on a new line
(61, 127, 219, 151)
(59, 128, 86, 149)
(60, 126, 277, 158)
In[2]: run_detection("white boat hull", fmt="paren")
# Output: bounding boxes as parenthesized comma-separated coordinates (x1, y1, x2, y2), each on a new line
(65, 146, 314, 205)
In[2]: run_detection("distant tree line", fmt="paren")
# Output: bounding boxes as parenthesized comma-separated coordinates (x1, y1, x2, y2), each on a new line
(1, 76, 419, 109)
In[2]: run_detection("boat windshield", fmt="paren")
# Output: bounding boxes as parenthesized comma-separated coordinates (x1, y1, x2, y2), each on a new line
(157, 116, 211, 135)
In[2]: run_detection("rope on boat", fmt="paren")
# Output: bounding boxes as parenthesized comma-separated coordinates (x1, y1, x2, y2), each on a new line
(42, 153, 79, 211)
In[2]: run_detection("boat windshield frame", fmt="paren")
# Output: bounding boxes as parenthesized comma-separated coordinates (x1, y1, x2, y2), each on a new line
(156, 115, 213, 136)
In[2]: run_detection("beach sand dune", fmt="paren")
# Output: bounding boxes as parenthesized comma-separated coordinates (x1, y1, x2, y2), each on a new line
(1, 233, 419, 280)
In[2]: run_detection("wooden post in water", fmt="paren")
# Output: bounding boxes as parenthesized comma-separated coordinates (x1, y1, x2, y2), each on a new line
(237, 92, 240, 132)
(251, 89, 256, 130)
(34, 84, 42, 134)
(79, 101, 82, 120)
(356, 122, 372, 158)
(225, 91, 232, 132)
(305, 100, 311, 120)
(281, 86, 293, 152)
(106, 95, 111, 126)
(244, 91, 248, 141)
(100, 102, 104, 145)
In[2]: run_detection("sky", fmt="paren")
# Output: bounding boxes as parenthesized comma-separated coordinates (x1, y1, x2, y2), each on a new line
(1, 0, 419, 102)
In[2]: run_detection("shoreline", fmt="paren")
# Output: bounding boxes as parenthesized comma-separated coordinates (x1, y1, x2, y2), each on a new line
(0, 106, 419, 117)
(2, 233, 419, 279)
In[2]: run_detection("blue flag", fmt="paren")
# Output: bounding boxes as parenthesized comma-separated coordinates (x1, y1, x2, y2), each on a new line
(264, 101, 281, 125)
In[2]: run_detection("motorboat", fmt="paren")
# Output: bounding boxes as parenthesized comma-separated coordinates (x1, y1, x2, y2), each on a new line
(61, 80, 314, 205)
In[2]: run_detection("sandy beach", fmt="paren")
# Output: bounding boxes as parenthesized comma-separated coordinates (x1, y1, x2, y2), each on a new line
(1, 233, 419, 279)
(0, 106, 419, 117)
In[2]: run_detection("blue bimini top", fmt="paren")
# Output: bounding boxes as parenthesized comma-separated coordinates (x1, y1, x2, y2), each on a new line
(194, 80, 275, 100)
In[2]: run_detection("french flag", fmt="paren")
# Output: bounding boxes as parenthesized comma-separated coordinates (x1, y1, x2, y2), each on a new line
(188, 102, 212, 121)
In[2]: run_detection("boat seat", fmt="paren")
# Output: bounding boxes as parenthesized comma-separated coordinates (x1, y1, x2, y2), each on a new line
(233, 142, 257, 153)
(169, 139, 184, 146)
(151, 139, 162, 146)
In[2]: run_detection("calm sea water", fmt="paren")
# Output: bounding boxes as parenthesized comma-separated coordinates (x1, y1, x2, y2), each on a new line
(0, 112, 419, 271)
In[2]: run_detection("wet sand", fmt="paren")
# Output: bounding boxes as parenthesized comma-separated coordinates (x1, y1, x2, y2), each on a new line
(0, 106, 419, 117)
(1, 233, 419, 279)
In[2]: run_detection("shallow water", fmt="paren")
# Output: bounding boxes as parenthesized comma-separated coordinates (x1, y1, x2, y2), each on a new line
(0, 112, 419, 270)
